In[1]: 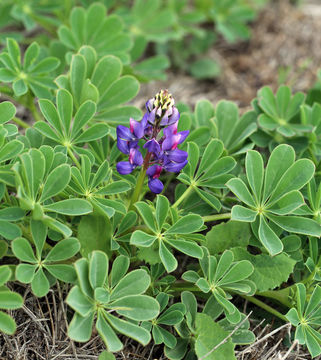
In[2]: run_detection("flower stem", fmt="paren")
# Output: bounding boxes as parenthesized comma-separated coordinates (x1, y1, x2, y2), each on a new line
(172, 185, 193, 209)
(203, 212, 231, 222)
(241, 295, 287, 322)
(129, 152, 152, 210)
(129, 167, 147, 210)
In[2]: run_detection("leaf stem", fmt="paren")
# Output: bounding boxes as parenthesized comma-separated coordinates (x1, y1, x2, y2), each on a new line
(12, 117, 30, 129)
(67, 147, 81, 169)
(172, 185, 193, 209)
(203, 213, 231, 222)
(241, 295, 287, 322)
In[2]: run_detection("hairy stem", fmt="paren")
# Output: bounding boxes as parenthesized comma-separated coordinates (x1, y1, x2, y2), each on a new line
(203, 212, 231, 222)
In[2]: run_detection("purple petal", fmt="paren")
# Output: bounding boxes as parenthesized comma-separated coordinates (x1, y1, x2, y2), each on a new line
(146, 164, 163, 177)
(144, 139, 161, 154)
(116, 161, 134, 175)
(177, 130, 189, 145)
(130, 118, 144, 139)
(162, 134, 179, 151)
(148, 178, 164, 194)
(168, 107, 180, 125)
(165, 160, 188, 173)
(129, 147, 143, 166)
(117, 125, 134, 141)
(146, 99, 154, 112)
(117, 138, 129, 154)
(148, 109, 156, 124)
(164, 122, 178, 136)
(166, 149, 188, 163)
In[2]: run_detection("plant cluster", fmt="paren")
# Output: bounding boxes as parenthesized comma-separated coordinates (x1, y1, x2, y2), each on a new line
(0, 1, 320, 359)
(0, 0, 267, 82)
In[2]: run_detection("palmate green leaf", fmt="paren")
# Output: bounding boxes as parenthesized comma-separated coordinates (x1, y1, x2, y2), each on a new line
(214, 101, 257, 154)
(166, 238, 203, 259)
(0, 221, 22, 240)
(68, 311, 95, 342)
(12, 237, 37, 263)
(39, 164, 71, 202)
(134, 201, 157, 232)
(58, 3, 132, 63)
(0, 101, 16, 124)
(268, 159, 315, 204)
(0, 140, 24, 163)
(0, 291, 23, 309)
(45, 264, 77, 283)
(110, 256, 129, 288)
(96, 312, 123, 352)
(165, 214, 203, 234)
(43, 198, 93, 216)
(156, 195, 169, 230)
(267, 214, 321, 237)
(130, 230, 157, 247)
(226, 179, 255, 207)
(0, 39, 59, 99)
(16, 264, 36, 283)
(246, 150, 264, 204)
(159, 241, 177, 273)
(258, 215, 283, 256)
(0, 310, 17, 335)
(31, 268, 50, 298)
(45, 238, 80, 262)
(110, 269, 150, 301)
(89, 251, 108, 289)
(110, 295, 160, 321)
(67, 285, 95, 317)
(231, 205, 257, 222)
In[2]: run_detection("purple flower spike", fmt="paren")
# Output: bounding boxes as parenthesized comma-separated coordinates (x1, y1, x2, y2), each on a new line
(116, 89, 189, 194)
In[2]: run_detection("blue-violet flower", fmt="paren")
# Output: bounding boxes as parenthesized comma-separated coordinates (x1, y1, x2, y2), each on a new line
(116, 90, 189, 193)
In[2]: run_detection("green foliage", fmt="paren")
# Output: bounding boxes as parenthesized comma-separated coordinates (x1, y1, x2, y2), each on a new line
(0, 2, 320, 359)
(227, 144, 320, 255)
(0, 38, 60, 98)
(286, 284, 321, 358)
(0, 266, 23, 334)
(55, 46, 141, 128)
(13, 221, 79, 297)
(130, 196, 204, 272)
(58, 3, 132, 64)
(66, 251, 160, 352)
(183, 248, 255, 324)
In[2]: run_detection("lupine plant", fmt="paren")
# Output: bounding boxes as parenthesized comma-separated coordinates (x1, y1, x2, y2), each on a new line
(0, 2, 320, 358)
